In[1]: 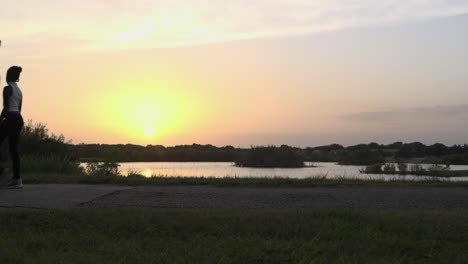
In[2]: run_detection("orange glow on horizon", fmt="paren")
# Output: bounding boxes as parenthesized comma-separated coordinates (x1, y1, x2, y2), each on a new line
(80, 74, 205, 145)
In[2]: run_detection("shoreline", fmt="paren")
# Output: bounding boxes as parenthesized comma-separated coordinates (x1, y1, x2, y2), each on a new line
(21, 173, 468, 187)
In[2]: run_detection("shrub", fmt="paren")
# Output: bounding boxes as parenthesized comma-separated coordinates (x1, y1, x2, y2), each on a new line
(20, 120, 71, 156)
(21, 155, 84, 175)
(383, 163, 396, 173)
(409, 164, 425, 172)
(235, 146, 304, 168)
(428, 163, 449, 172)
(397, 163, 408, 173)
(85, 161, 120, 176)
(339, 149, 385, 165)
(361, 164, 383, 174)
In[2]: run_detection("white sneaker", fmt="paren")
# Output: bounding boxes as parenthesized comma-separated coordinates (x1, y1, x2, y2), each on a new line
(7, 179, 23, 189)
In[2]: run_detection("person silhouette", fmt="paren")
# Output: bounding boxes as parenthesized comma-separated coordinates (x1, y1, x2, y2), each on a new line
(0, 66, 24, 188)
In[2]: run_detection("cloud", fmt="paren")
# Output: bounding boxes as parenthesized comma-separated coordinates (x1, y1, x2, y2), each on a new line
(340, 104, 468, 126)
(2, 0, 468, 50)
(334, 104, 468, 145)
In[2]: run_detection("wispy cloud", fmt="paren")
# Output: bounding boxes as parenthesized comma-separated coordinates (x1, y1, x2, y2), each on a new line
(340, 104, 468, 126)
(333, 104, 468, 145)
(3, 0, 468, 50)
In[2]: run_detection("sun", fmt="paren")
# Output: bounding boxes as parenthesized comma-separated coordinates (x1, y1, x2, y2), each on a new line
(145, 129, 154, 137)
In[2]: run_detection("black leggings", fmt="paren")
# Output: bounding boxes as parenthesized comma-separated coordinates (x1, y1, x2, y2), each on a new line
(0, 113, 24, 179)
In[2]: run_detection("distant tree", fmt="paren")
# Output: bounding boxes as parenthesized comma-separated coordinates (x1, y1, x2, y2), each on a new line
(426, 143, 449, 156)
(397, 142, 427, 158)
(448, 145, 464, 155)
(314, 144, 345, 152)
(346, 144, 371, 151)
(339, 149, 385, 165)
(383, 142, 403, 150)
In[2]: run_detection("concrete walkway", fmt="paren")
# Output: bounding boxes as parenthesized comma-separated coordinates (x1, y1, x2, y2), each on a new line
(1, 185, 468, 210)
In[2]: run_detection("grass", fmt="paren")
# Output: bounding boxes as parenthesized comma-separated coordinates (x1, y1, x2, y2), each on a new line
(363, 170, 468, 178)
(0, 209, 468, 263)
(19, 172, 468, 187)
(20, 155, 84, 175)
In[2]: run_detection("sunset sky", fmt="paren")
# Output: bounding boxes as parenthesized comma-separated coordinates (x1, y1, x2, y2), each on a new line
(2, 1, 468, 147)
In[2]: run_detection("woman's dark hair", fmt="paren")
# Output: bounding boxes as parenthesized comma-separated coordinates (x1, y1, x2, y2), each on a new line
(6, 66, 22, 83)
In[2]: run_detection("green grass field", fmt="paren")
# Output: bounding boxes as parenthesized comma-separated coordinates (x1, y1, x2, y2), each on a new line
(1, 209, 467, 263)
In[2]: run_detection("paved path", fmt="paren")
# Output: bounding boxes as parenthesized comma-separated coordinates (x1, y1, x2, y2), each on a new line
(0, 185, 130, 209)
(1, 185, 468, 210)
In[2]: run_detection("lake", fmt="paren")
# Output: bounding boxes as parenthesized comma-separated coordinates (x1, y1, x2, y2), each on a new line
(109, 162, 468, 181)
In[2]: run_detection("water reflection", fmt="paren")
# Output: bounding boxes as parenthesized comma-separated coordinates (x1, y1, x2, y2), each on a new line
(113, 162, 468, 181)
(142, 169, 153, 178)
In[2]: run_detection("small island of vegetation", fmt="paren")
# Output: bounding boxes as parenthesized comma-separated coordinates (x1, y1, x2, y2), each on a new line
(360, 162, 468, 178)
(235, 146, 305, 168)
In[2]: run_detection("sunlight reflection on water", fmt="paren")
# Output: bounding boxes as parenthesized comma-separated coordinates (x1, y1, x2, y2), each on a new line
(106, 162, 468, 181)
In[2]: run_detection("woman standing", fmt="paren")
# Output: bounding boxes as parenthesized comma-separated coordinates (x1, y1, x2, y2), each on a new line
(0, 66, 24, 189)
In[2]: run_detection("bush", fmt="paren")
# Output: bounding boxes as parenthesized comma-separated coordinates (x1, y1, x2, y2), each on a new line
(339, 149, 385, 165)
(441, 154, 468, 165)
(19, 120, 71, 156)
(361, 164, 383, 174)
(85, 161, 120, 176)
(409, 164, 424, 172)
(383, 163, 396, 173)
(235, 146, 304, 168)
(21, 155, 84, 175)
(397, 163, 408, 173)
(428, 164, 449, 172)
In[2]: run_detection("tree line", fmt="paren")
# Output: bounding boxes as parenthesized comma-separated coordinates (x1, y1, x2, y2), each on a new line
(6, 122, 468, 165)
(70, 142, 468, 165)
